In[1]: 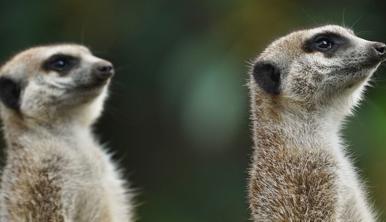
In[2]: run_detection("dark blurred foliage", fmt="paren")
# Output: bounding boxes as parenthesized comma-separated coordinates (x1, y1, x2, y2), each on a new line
(0, 0, 386, 221)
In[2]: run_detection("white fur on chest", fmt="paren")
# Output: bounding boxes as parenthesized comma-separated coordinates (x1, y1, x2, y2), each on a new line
(57, 129, 133, 222)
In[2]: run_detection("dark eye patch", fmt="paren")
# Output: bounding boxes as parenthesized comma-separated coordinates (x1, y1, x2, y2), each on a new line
(303, 32, 349, 56)
(42, 53, 80, 75)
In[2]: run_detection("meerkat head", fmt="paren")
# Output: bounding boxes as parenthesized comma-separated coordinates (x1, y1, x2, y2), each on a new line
(250, 25, 386, 118)
(0, 44, 114, 126)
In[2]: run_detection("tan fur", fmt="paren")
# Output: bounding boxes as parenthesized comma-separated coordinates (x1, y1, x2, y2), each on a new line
(248, 25, 383, 221)
(0, 45, 133, 221)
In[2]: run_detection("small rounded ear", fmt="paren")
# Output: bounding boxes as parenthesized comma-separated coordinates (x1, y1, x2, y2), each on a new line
(0, 77, 21, 111)
(252, 62, 281, 95)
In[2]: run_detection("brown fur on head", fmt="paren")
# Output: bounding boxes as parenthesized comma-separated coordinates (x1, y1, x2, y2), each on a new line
(0, 44, 114, 127)
(250, 25, 386, 118)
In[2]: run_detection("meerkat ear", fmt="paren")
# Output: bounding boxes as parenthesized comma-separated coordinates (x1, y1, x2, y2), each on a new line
(252, 62, 281, 95)
(0, 77, 21, 110)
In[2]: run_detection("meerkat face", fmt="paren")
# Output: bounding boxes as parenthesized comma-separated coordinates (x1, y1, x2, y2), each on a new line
(251, 25, 386, 113)
(0, 44, 114, 124)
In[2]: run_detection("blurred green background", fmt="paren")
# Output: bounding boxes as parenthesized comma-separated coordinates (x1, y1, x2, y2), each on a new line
(0, 0, 386, 221)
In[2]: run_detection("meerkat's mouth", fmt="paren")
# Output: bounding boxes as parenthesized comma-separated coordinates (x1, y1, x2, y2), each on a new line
(362, 57, 385, 69)
(75, 79, 110, 91)
(340, 56, 383, 76)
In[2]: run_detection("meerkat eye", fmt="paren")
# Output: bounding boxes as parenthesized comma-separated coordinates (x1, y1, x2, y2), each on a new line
(43, 54, 80, 74)
(304, 32, 347, 55)
(52, 59, 67, 69)
(314, 37, 334, 51)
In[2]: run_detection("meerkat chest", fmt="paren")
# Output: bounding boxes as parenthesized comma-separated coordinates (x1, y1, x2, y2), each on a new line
(63, 138, 108, 179)
(60, 139, 128, 221)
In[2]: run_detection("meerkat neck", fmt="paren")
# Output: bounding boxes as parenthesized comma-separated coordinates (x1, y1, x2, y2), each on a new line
(252, 104, 343, 153)
(2, 114, 94, 151)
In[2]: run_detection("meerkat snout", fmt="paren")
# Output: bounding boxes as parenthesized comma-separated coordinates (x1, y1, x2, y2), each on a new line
(94, 60, 114, 80)
(371, 42, 386, 57)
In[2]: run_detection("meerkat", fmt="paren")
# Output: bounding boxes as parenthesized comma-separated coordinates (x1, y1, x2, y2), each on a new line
(0, 44, 133, 221)
(248, 25, 386, 222)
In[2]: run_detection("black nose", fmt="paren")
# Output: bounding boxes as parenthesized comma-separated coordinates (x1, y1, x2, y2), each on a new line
(95, 61, 114, 80)
(373, 42, 386, 57)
